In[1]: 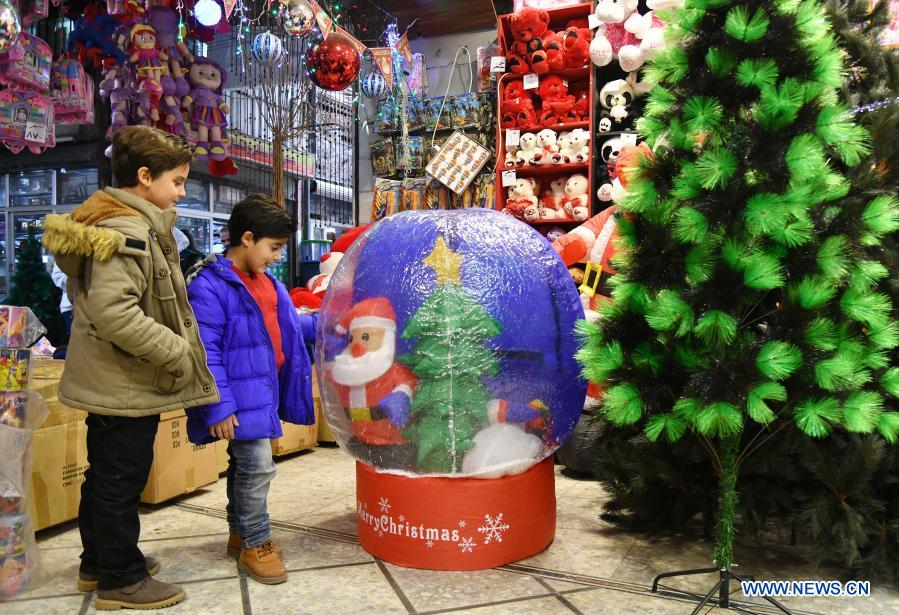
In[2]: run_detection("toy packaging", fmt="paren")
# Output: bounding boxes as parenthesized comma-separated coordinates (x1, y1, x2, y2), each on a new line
(370, 138, 397, 178)
(425, 130, 492, 194)
(0, 394, 27, 429)
(0, 33, 53, 92)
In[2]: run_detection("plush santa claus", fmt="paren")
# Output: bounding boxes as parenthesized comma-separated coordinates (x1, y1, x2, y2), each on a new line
(326, 297, 418, 469)
(306, 224, 370, 299)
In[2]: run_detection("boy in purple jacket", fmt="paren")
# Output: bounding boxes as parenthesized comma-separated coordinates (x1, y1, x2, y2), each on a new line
(186, 194, 316, 584)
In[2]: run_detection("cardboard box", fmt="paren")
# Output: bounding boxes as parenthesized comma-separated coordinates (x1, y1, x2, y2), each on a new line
(313, 372, 336, 443)
(215, 439, 229, 475)
(271, 399, 320, 456)
(141, 410, 218, 504)
(30, 358, 66, 401)
(28, 419, 89, 531)
(40, 398, 88, 429)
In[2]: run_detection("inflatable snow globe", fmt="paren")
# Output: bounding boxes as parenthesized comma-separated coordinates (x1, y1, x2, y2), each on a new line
(315, 209, 586, 569)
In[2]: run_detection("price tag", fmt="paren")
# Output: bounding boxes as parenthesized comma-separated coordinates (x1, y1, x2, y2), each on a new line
(25, 122, 47, 143)
(523, 73, 539, 90)
(505, 129, 521, 148)
(501, 170, 517, 187)
(588, 14, 601, 30)
(562, 79, 569, 88)
(490, 56, 506, 73)
(621, 132, 638, 146)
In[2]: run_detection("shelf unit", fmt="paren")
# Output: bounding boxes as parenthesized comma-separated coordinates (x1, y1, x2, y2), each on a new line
(495, 2, 595, 230)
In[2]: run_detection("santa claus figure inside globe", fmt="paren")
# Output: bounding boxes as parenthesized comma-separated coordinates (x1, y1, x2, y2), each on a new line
(326, 297, 418, 470)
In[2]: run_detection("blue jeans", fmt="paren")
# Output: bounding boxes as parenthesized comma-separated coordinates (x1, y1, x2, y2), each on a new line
(226, 439, 276, 548)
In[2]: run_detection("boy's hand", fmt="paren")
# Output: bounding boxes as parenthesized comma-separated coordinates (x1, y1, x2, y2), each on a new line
(210, 414, 240, 440)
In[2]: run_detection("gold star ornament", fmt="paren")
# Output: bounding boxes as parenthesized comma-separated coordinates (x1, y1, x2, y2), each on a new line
(423, 235, 462, 285)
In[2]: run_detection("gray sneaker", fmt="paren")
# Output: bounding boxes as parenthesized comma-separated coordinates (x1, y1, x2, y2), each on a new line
(95, 576, 186, 611)
(78, 557, 162, 592)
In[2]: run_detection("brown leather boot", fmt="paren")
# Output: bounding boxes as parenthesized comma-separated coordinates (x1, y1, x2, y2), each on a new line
(78, 557, 161, 592)
(227, 533, 282, 559)
(238, 540, 287, 585)
(95, 576, 185, 610)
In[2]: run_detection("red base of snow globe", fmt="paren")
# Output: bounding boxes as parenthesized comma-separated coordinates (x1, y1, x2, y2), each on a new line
(355, 457, 556, 570)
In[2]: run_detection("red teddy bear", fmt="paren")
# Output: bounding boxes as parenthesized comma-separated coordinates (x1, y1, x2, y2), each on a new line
(538, 76, 576, 126)
(561, 21, 592, 69)
(502, 80, 539, 130)
(507, 7, 551, 75)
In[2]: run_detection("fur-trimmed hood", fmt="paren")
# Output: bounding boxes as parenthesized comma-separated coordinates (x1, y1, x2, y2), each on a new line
(43, 188, 176, 277)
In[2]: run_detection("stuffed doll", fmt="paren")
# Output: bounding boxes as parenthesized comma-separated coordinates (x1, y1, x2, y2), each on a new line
(561, 174, 589, 221)
(183, 56, 229, 160)
(506, 7, 551, 75)
(540, 176, 567, 216)
(529, 30, 566, 74)
(503, 177, 540, 219)
(599, 77, 637, 127)
(538, 75, 575, 126)
(128, 24, 166, 121)
(555, 131, 572, 164)
(502, 81, 538, 130)
(590, 0, 640, 70)
(561, 25, 591, 69)
(532, 129, 558, 165)
(567, 128, 590, 164)
(148, 5, 195, 98)
(515, 132, 540, 166)
(546, 226, 567, 242)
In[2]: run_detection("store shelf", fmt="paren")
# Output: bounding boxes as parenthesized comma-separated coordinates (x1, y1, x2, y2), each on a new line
(500, 162, 590, 176)
(501, 66, 591, 82)
(528, 218, 582, 226)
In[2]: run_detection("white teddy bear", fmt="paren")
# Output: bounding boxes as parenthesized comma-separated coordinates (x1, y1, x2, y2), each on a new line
(568, 128, 591, 164)
(556, 131, 573, 164)
(515, 132, 540, 166)
(532, 129, 559, 166)
(562, 174, 590, 221)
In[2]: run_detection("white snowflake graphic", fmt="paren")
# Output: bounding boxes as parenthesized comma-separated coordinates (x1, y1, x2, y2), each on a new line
(458, 520, 466, 528)
(378, 497, 391, 513)
(458, 537, 477, 553)
(398, 514, 405, 522)
(378, 530, 385, 538)
(426, 540, 434, 549)
(477, 513, 510, 544)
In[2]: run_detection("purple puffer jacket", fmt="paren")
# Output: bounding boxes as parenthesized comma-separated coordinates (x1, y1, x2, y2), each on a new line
(185, 254, 316, 445)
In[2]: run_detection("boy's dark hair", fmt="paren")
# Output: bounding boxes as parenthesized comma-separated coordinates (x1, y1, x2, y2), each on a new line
(229, 194, 297, 243)
(111, 126, 193, 188)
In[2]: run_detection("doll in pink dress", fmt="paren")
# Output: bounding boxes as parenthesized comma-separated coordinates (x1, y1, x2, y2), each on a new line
(128, 24, 166, 121)
(183, 57, 229, 160)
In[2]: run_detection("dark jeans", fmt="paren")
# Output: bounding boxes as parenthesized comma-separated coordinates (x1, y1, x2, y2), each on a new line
(62, 309, 73, 335)
(78, 413, 159, 590)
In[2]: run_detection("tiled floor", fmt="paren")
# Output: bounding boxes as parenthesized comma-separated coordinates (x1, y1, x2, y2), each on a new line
(5, 445, 898, 614)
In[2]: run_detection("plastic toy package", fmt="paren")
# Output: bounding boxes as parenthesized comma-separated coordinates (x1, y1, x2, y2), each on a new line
(0, 391, 48, 600)
(0, 307, 46, 349)
(315, 210, 586, 478)
(369, 138, 396, 178)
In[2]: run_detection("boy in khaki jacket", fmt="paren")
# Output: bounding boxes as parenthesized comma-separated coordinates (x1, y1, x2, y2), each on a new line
(43, 126, 219, 610)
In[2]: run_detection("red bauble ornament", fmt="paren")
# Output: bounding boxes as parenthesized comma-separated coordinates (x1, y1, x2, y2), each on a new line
(306, 33, 361, 91)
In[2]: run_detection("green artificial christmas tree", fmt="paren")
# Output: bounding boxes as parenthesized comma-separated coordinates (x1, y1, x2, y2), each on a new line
(578, 0, 899, 593)
(583, 0, 899, 583)
(400, 236, 502, 473)
(7, 230, 66, 347)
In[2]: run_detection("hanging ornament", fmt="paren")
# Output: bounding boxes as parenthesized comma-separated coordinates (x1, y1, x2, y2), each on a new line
(194, 0, 223, 27)
(252, 31, 284, 67)
(361, 72, 387, 99)
(306, 32, 360, 91)
(280, 0, 314, 37)
(0, 0, 21, 55)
